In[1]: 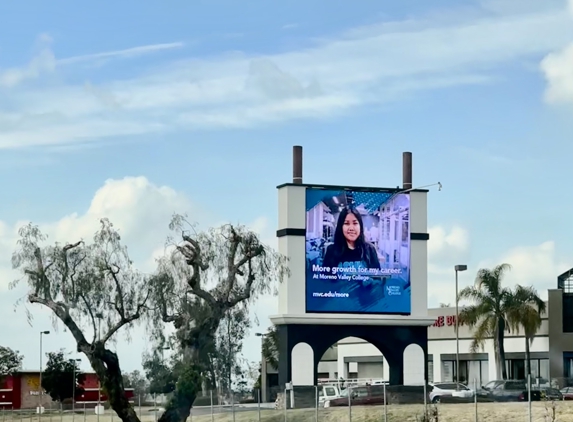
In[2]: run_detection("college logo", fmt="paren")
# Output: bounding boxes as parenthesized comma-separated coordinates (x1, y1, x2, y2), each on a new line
(386, 285, 401, 296)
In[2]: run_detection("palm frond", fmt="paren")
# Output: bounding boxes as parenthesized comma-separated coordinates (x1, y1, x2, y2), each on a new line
(469, 316, 496, 353)
(505, 284, 545, 343)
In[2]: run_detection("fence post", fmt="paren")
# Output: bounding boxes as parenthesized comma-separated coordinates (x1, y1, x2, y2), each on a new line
(315, 385, 318, 422)
(474, 378, 478, 422)
(283, 389, 287, 422)
(231, 390, 235, 422)
(59, 403, 63, 422)
(83, 403, 86, 422)
(528, 373, 532, 422)
(347, 386, 351, 422)
(423, 382, 427, 409)
(154, 393, 157, 422)
(383, 383, 387, 422)
(257, 389, 261, 422)
(210, 391, 214, 422)
(138, 395, 141, 418)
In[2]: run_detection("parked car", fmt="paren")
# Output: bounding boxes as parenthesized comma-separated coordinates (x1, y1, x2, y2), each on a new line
(560, 387, 573, 400)
(535, 387, 563, 401)
(478, 380, 541, 402)
(324, 385, 385, 407)
(317, 384, 341, 406)
(429, 382, 474, 403)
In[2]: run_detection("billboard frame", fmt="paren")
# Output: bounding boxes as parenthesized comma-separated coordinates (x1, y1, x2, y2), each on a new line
(303, 183, 414, 316)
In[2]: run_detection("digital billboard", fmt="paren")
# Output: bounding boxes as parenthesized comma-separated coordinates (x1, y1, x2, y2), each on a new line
(305, 188, 411, 315)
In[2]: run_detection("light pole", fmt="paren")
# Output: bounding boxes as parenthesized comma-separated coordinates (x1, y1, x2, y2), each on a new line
(71, 358, 81, 422)
(95, 312, 103, 419)
(454, 265, 467, 390)
(39, 331, 50, 417)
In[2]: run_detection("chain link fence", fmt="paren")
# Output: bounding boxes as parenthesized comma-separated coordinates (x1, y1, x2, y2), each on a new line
(3, 379, 573, 422)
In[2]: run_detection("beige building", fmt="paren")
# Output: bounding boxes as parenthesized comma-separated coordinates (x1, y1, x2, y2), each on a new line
(261, 268, 573, 400)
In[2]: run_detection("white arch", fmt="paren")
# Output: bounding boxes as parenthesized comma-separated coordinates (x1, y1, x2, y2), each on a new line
(403, 343, 425, 385)
(291, 342, 314, 386)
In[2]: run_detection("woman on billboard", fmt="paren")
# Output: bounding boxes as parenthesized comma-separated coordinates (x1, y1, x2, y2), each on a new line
(323, 207, 381, 273)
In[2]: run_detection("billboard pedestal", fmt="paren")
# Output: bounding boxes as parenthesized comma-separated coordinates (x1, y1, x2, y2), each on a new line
(271, 317, 430, 390)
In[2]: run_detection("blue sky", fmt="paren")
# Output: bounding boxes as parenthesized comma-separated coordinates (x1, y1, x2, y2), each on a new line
(1, 0, 573, 374)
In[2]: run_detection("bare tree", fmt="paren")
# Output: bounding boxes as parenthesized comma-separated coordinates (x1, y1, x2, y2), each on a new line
(148, 215, 288, 422)
(10, 219, 150, 422)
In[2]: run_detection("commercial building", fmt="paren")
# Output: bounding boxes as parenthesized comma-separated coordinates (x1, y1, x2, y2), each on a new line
(0, 370, 134, 409)
(261, 268, 573, 400)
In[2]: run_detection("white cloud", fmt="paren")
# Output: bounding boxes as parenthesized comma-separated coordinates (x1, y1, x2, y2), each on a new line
(1, 2, 572, 149)
(58, 42, 184, 66)
(541, 0, 573, 106)
(0, 34, 56, 88)
(427, 225, 471, 306)
(428, 225, 470, 260)
(476, 241, 570, 298)
(427, 227, 570, 307)
(541, 44, 573, 105)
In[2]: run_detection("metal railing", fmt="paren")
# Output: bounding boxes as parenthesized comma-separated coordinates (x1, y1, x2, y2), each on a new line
(2, 379, 571, 422)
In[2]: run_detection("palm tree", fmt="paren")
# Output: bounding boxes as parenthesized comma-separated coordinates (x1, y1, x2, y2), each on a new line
(506, 285, 546, 382)
(458, 263, 514, 380)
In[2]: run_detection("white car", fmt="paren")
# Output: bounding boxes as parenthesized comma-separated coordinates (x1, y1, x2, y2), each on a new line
(429, 382, 474, 403)
(318, 385, 342, 407)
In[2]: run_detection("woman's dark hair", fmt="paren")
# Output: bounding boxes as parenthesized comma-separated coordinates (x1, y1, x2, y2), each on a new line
(331, 207, 367, 259)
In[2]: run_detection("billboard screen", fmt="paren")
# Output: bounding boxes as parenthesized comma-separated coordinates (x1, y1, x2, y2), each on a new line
(305, 188, 411, 315)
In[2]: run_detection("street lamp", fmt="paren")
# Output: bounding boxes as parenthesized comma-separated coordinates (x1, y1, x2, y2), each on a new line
(39, 331, 50, 417)
(454, 265, 468, 389)
(71, 358, 81, 422)
(95, 313, 103, 419)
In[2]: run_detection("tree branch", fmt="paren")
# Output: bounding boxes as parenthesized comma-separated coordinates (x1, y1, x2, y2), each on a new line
(224, 227, 240, 300)
(28, 294, 91, 351)
(79, 293, 98, 344)
(108, 264, 126, 318)
(177, 234, 217, 306)
(60, 241, 83, 304)
(101, 288, 152, 344)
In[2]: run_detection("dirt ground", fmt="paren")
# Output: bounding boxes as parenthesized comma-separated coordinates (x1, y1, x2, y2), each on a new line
(2, 401, 571, 422)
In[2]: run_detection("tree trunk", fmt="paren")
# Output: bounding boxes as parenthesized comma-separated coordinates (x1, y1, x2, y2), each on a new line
(87, 348, 140, 422)
(158, 396, 194, 422)
(498, 317, 508, 380)
(158, 348, 201, 422)
(525, 336, 531, 381)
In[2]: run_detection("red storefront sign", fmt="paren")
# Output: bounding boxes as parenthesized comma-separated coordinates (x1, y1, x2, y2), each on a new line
(432, 315, 462, 327)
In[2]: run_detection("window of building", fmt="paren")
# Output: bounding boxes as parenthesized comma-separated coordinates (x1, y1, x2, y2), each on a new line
(563, 277, 573, 293)
(506, 359, 549, 381)
(441, 361, 454, 382)
(441, 360, 488, 386)
(428, 361, 434, 383)
(564, 353, 573, 379)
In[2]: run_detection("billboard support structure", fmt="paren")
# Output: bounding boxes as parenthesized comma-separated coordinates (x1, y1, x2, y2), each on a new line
(268, 147, 436, 403)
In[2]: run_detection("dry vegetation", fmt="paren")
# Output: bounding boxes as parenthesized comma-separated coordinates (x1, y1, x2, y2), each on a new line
(2, 402, 573, 422)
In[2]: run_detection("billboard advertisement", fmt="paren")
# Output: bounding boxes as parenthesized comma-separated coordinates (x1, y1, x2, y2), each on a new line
(305, 188, 411, 314)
